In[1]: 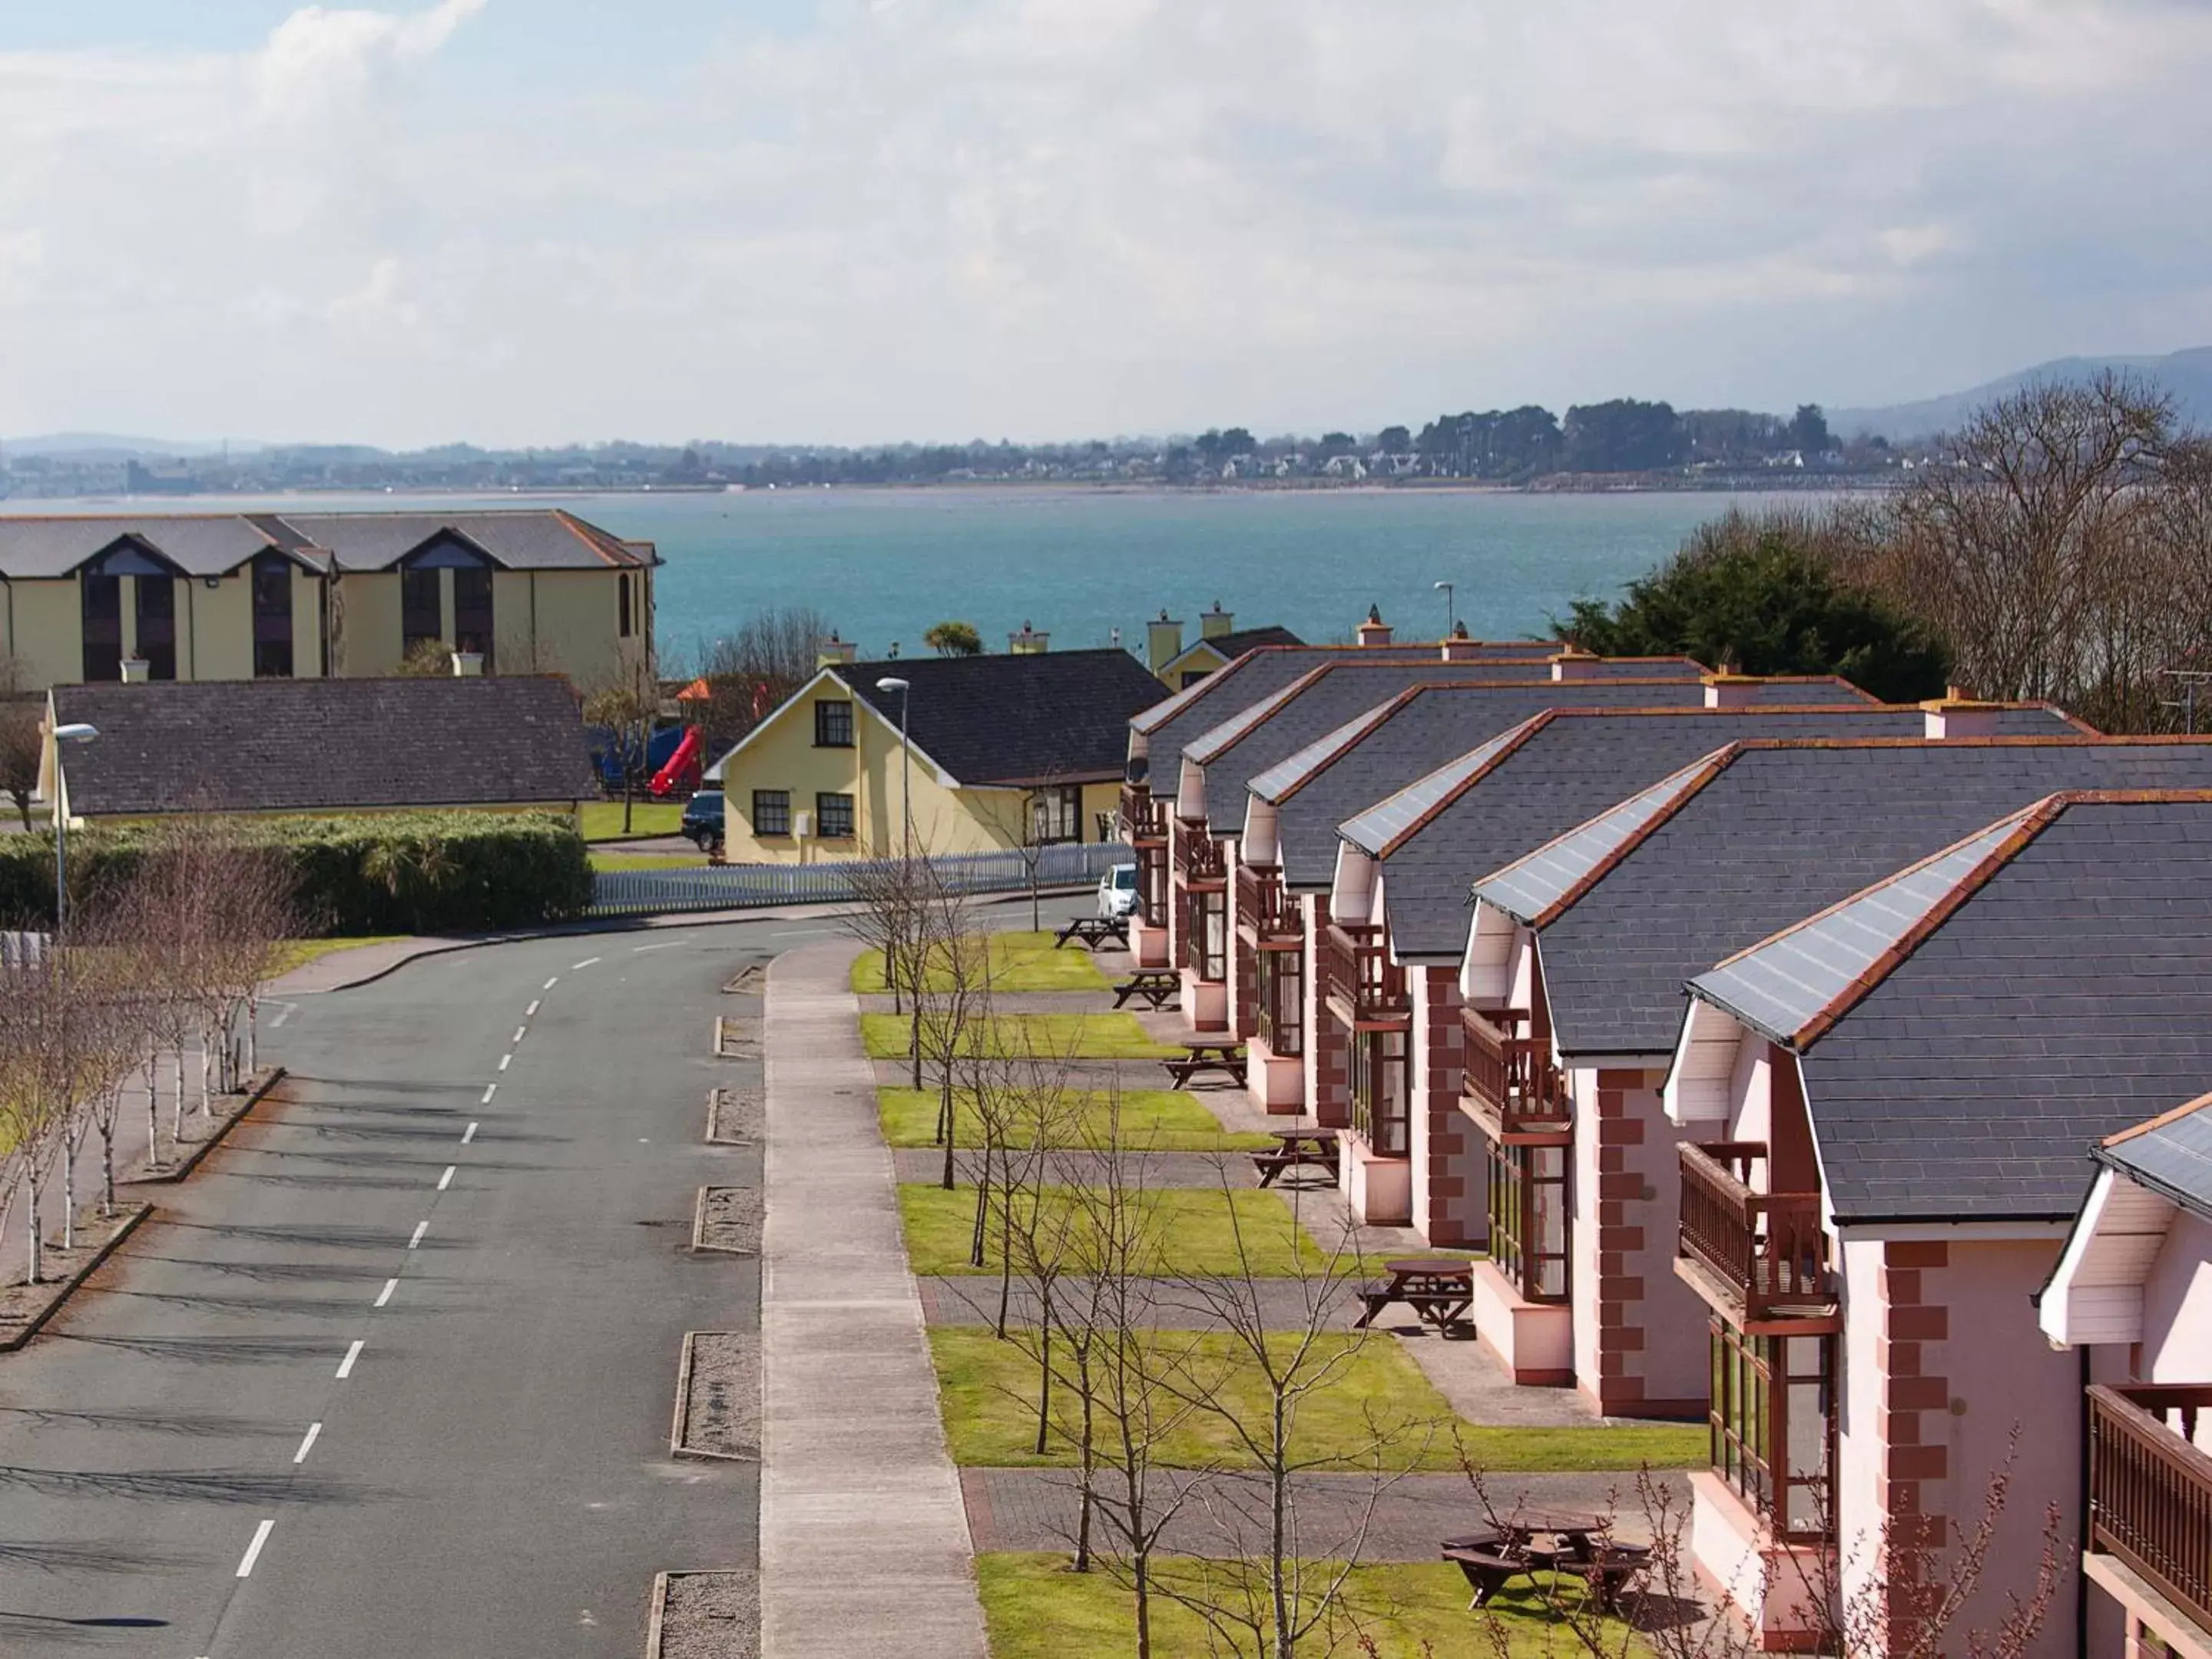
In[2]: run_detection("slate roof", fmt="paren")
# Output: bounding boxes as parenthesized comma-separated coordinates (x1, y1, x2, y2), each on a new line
(841, 648, 1167, 786)
(0, 509, 656, 579)
(1686, 794, 2212, 1223)
(1349, 704, 2077, 960)
(2100, 1094, 2212, 1221)
(1131, 644, 1473, 757)
(51, 677, 597, 816)
(1512, 740, 2212, 1059)
(1195, 625, 1304, 657)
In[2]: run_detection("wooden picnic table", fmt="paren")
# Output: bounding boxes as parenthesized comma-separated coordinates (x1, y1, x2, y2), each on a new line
(1354, 1257, 1475, 1330)
(1111, 969, 1181, 1011)
(1054, 916, 1130, 952)
(1163, 1040, 1247, 1088)
(1253, 1126, 1339, 1187)
(1440, 1517, 1648, 1614)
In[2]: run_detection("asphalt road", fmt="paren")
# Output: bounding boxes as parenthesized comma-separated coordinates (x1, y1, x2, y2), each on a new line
(0, 915, 826, 1657)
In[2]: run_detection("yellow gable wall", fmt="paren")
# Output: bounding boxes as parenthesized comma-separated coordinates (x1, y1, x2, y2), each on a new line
(332, 572, 405, 677)
(495, 568, 649, 689)
(183, 573, 253, 678)
(2, 581, 85, 690)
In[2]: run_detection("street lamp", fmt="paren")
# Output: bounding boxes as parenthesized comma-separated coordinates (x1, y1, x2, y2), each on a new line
(876, 677, 912, 863)
(1434, 580, 1455, 638)
(51, 722, 98, 935)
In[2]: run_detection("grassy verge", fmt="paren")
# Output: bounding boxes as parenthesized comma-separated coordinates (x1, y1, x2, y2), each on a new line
(273, 935, 411, 972)
(853, 931, 1111, 995)
(931, 1329, 1703, 1472)
(579, 800, 684, 842)
(588, 849, 709, 873)
(862, 1012, 1181, 1061)
(977, 1554, 1652, 1657)
(898, 1184, 1326, 1277)
(879, 1088, 1270, 1154)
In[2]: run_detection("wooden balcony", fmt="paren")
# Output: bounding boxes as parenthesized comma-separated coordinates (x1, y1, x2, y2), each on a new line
(1677, 1142, 1835, 1323)
(1235, 861, 1301, 942)
(1175, 827, 1227, 886)
(1323, 922, 1409, 1027)
(2090, 1382, 2212, 1636)
(1461, 1006, 1572, 1141)
(1121, 782, 1167, 844)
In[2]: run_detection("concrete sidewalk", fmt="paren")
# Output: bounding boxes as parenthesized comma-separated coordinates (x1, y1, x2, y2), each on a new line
(760, 939, 989, 1657)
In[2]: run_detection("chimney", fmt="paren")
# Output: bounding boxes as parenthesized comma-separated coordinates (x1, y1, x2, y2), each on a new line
(1439, 619, 1481, 662)
(1702, 672, 1762, 708)
(1147, 611, 1184, 672)
(1200, 601, 1234, 641)
(1923, 689, 2005, 740)
(1009, 621, 1050, 654)
(450, 650, 484, 677)
(1356, 604, 1393, 647)
(816, 632, 858, 668)
(1550, 646, 1602, 683)
(121, 657, 151, 684)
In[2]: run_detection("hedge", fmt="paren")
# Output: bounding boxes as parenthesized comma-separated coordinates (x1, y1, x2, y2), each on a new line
(0, 811, 594, 937)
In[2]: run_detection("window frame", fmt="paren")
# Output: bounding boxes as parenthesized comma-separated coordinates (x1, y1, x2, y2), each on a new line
(401, 568, 443, 654)
(253, 555, 295, 678)
(618, 573, 634, 639)
(1349, 1027, 1412, 1157)
(1710, 1322, 1836, 1543)
(133, 573, 177, 680)
(816, 790, 856, 839)
(81, 573, 124, 682)
(1030, 783, 1084, 846)
(751, 790, 791, 838)
(451, 566, 495, 664)
(813, 699, 855, 749)
(1187, 887, 1227, 982)
(1485, 1138, 1569, 1303)
(1256, 945, 1304, 1057)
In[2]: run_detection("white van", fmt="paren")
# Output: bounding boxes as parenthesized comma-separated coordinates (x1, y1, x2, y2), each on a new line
(1097, 862, 1140, 919)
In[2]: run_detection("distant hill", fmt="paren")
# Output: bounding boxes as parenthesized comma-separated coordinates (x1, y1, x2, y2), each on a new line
(1833, 347, 2212, 441)
(2, 432, 267, 459)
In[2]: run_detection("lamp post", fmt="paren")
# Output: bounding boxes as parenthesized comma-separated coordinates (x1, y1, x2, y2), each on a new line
(51, 722, 98, 936)
(1434, 580, 1455, 638)
(876, 677, 912, 864)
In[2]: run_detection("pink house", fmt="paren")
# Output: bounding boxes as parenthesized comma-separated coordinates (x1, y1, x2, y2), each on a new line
(1661, 790, 2212, 1654)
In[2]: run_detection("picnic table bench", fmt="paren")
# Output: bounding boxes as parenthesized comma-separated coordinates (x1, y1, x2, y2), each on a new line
(1111, 969, 1181, 1011)
(1054, 916, 1129, 952)
(1252, 1127, 1340, 1187)
(1355, 1257, 1475, 1331)
(1163, 1040, 1247, 1088)
(1441, 1517, 1651, 1614)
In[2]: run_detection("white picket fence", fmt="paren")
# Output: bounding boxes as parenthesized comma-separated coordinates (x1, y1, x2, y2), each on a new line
(588, 842, 1134, 918)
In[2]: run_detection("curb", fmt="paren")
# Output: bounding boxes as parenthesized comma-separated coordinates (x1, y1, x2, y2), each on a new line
(129, 1067, 288, 1187)
(668, 1331, 753, 1462)
(644, 1569, 671, 1658)
(0, 1201, 154, 1354)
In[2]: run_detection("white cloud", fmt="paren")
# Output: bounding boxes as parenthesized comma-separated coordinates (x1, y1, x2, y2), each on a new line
(2, 0, 2210, 445)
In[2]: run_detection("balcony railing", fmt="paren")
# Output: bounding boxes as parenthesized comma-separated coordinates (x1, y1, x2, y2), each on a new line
(1323, 922, 1409, 1025)
(1175, 828, 1227, 885)
(1677, 1142, 1833, 1320)
(1235, 862, 1301, 941)
(1462, 1006, 1572, 1138)
(2089, 1382, 2212, 1634)
(1121, 782, 1167, 843)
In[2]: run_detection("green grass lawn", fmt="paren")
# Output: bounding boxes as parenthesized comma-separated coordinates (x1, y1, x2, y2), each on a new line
(878, 1088, 1271, 1154)
(898, 1184, 1327, 1277)
(978, 1554, 1652, 1657)
(272, 935, 411, 972)
(588, 849, 709, 873)
(853, 932, 1111, 995)
(862, 1012, 1182, 1062)
(930, 1329, 1703, 1473)
(578, 800, 685, 842)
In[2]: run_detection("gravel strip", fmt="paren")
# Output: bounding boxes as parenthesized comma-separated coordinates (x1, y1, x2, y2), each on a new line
(680, 1332, 761, 1459)
(657, 1568, 760, 1658)
(696, 1187, 762, 1255)
(707, 1088, 764, 1145)
(717, 1017, 762, 1060)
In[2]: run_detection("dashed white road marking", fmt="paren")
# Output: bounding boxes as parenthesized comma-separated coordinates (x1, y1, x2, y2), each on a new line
(235, 1518, 276, 1578)
(770, 928, 830, 939)
(631, 942, 675, 953)
(374, 1278, 397, 1309)
(512, 1026, 528, 1045)
(408, 1221, 429, 1250)
(336, 1340, 365, 1380)
(462, 1121, 478, 1145)
(526, 999, 541, 1017)
(437, 1165, 455, 1191)
(571, 956, 601, 970)
(293, 1423, 322, 1464)
(543, 976, 558, 991)
(498, 1054, 512, 1071)
(481, 1084, 498, 1104)
(267, 1002, 296, 1029)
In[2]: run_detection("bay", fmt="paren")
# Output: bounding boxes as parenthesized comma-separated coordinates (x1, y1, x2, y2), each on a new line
(1, 485, 1788, 663)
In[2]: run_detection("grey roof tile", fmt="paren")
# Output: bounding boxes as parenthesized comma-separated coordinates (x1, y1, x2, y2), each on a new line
(843, 648, 1167, 785)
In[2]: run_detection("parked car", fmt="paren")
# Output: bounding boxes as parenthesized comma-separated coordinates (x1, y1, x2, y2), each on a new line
(680, 790, 726, 850)
(1098, 862, 1139, 920)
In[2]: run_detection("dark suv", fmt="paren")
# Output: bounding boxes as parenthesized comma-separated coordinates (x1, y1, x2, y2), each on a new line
(679, 790, 726, 850)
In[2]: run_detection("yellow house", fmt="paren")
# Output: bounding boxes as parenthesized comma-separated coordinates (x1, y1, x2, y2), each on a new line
(1144, 604, 1303, 690)
(704, 644, 1169, 863)
(0, 509, 655, 694)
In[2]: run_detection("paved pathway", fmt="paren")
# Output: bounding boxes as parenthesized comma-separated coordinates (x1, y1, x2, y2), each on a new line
(761, 939, 988, 1658)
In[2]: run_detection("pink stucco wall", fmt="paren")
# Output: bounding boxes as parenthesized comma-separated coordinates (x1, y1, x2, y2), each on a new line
(2143, 1209, 2212, 1389)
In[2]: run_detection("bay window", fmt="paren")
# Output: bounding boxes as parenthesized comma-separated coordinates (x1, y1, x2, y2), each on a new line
(1710, 1323, 1835, 1541)
(1350, 1028, 1410, 1156)
(1257, 948, 1303, 1056)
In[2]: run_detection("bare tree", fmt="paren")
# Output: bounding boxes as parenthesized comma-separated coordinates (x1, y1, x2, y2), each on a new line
(687, 606, 836, 755)
(911, 879, 991, 1191)
(836, 856, 928, 1018)
(582, 672, 659, 837)
(0, 692, 41, 833)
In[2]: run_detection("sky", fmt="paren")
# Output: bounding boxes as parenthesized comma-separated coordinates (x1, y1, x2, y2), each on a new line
(3, 0, 2211, 449)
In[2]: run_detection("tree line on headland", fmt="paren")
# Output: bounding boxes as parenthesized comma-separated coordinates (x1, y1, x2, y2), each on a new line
(1567, 373, 2212, 734)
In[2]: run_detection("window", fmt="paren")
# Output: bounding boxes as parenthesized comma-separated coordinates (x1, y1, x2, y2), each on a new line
(133, 575, 177, 680)
(402, 568, 442, 654)
(253, 555, 294, 678)
(1188, 888, 1227, 981)
(751, 790, 790, 837)
(1257, 947, 1303, 1056)
(1031, 784, 1083, 845)
(1137, 844, 1169, 926)
(814, 699, 854, 747)
(1710, 1324, 1835, 1541)
(816, 791, 856, 839)
(618, 573, 633, 639)
(1485, 1140, 1568, 1302)
(1350, 1028, 1411, 1156)
(81, 574, 123, 681)
(452, 567, 494, 664)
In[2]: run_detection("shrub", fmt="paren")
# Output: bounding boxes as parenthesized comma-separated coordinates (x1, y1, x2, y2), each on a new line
(0, 811, 592, 936)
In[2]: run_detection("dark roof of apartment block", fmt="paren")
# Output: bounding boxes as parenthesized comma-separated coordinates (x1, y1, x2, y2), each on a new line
(1687, 793, 2212, 1223)
(2100, 1094, 2212, 1221)
(51, 676, 598, 816)
(842, 647, 1168, 786)
(1201, 626, 1305, 657)
(1131, 644, 1469, 753)
(1487, 739, 2212, 1060)
(1346, 704, 2077, 960)
(0, 509, 657, 580)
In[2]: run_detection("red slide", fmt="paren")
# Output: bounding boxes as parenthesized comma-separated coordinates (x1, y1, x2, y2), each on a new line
(649, 727, 704, 799)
